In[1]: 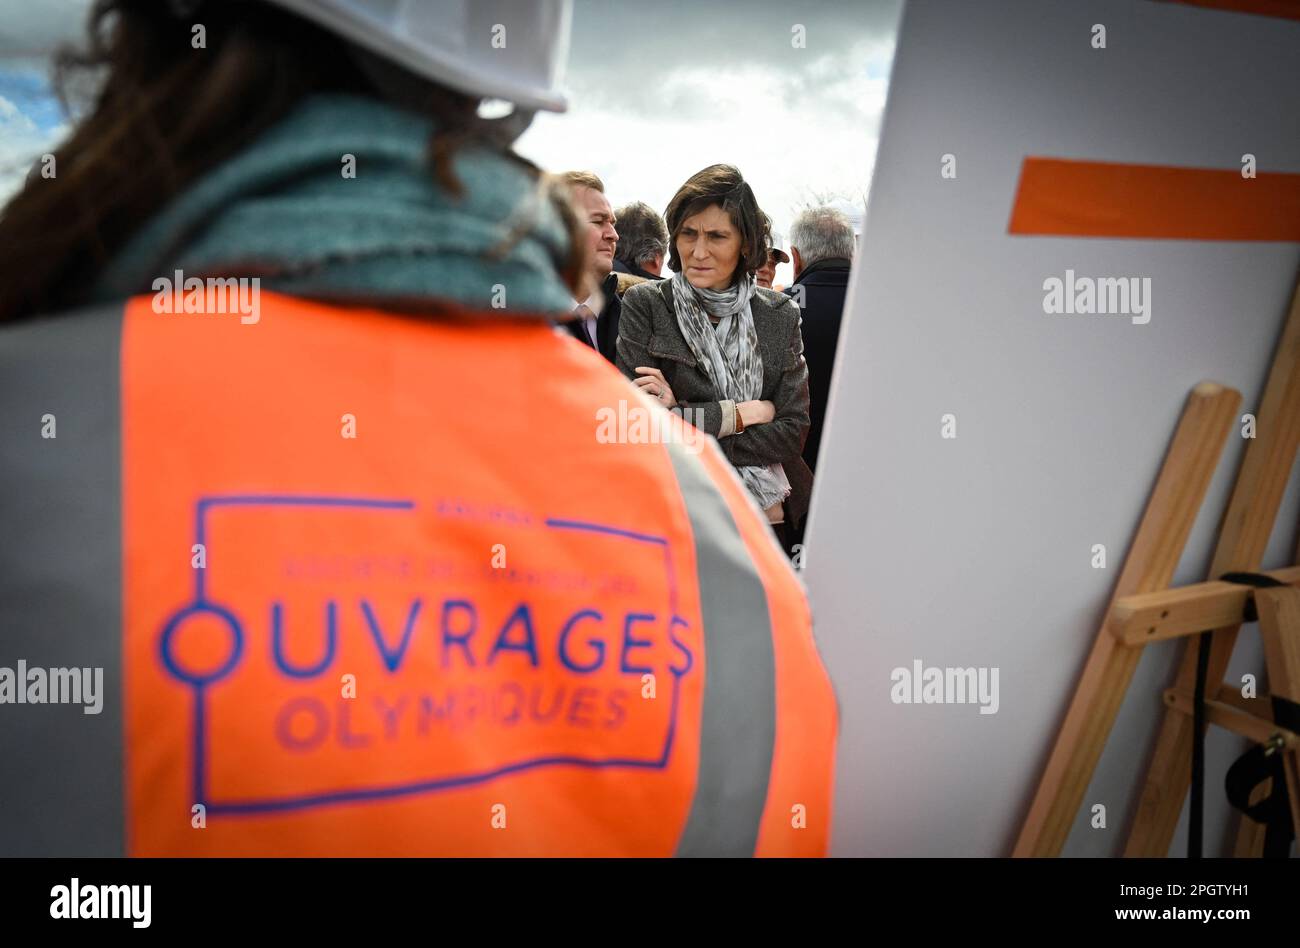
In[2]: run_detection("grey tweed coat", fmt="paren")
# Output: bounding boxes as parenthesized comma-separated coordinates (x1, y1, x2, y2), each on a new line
(615, 277, 814, 528)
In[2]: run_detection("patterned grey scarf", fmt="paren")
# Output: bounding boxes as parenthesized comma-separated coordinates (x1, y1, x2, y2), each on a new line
(670, 271, 791, 512)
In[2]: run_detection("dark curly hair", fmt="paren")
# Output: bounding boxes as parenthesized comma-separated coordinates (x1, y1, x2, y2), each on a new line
(0, 0, 587, 321)
(663, 164, 771, 286)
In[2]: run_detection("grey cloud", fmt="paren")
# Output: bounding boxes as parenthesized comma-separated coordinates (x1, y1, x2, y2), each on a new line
(0, 0, 91, 56)
(567, 0, 899, 116)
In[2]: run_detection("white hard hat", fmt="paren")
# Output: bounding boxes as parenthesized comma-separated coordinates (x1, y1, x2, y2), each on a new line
(264, 0, 572, 112)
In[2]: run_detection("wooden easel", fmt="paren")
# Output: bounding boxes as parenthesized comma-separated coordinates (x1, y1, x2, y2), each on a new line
(1014, 270, 1300, 858)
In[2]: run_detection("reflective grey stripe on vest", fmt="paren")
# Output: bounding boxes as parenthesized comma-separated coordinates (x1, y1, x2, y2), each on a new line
(665, 439, 777, 857)
(0, 303, 125, 856)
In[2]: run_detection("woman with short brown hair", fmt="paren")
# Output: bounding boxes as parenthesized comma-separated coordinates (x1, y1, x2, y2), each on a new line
(616, 164, 813, 542)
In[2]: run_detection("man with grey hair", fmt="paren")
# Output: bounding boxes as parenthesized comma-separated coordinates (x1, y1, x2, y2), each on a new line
(612, 201, 667, 280)
(784, 205, 855, 475)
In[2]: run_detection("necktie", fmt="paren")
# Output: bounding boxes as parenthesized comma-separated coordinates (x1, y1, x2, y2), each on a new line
(574, 303, 597, 348)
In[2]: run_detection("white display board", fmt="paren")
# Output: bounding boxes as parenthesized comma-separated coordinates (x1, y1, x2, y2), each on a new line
(807, 0, 1300, 856)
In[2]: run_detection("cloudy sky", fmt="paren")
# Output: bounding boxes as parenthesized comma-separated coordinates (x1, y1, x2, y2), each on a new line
(0, 0, 84, 199)
(0, 0, 900, 283)
(516, 0, 901, 282)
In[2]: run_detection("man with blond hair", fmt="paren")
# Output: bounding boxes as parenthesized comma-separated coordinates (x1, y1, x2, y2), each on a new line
(560, 170, 621, 363)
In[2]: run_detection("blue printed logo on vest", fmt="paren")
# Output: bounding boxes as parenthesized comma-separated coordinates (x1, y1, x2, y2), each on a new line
(158, 494, 694, 816)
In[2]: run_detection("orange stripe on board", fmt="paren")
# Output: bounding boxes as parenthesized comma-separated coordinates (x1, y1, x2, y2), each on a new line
(1160, 0, 1300, 22)
(1008, 157, 1300, 241)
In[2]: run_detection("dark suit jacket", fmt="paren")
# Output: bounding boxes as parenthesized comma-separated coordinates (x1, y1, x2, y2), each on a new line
(616, 277, 814, 528)
(564, 270, 621, 364)
(614, 258, 663, 281)
(784, 257, 850, 473)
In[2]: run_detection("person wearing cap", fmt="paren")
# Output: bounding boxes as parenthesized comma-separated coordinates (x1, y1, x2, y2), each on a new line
(0, 0, 836, 858)
(755, 242, 790, 290)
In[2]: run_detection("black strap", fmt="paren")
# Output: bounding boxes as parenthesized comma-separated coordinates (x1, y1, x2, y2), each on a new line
(1225, 731, 1298, 857)
(1190, 572, 1290, 858)
(1190, 630, 1211, 858)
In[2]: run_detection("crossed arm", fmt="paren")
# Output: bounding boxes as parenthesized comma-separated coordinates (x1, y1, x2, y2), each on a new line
(615, 289, 810, 465)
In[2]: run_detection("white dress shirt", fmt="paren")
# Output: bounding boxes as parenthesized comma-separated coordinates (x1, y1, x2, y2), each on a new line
(571, 294, 601, 347)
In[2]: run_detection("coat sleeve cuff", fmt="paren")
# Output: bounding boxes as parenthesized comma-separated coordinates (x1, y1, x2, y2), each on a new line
(674, 400, 724, 437)
(717, 399, 736, 437)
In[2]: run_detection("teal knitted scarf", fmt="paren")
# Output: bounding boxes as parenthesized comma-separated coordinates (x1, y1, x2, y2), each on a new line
(90, 93, 575, 317)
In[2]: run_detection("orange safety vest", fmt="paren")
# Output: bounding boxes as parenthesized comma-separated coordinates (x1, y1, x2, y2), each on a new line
(0, 291, 837, 856)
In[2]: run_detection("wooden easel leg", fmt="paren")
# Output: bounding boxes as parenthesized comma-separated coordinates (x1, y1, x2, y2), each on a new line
(1255, 586, 1300, 848)
(1012, 383, 1239, 856)
(1125, 276, 1300, 857)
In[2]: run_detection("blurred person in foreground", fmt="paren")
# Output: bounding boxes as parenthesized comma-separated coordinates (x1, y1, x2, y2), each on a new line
(0, 0, 835, 857)
(616, 165, 814, 549)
